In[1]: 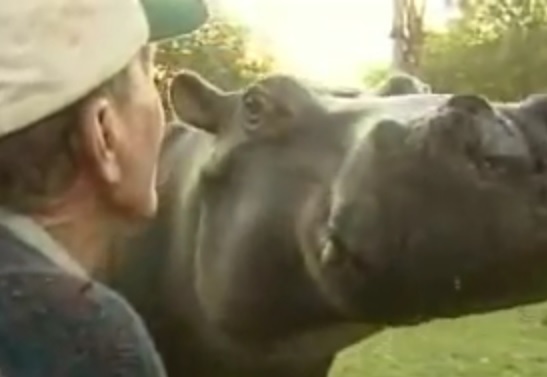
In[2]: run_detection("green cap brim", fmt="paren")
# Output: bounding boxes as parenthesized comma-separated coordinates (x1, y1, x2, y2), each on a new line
(140, 0, 209, 42)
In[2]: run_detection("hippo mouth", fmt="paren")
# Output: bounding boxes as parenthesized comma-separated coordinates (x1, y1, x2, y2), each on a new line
(305, 94, 547, 323)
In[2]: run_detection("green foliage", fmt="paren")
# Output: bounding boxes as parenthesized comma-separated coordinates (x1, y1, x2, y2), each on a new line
(154, 16, 275, 116)
(417, 0, 547, 101)
(362, 65, 392, 88)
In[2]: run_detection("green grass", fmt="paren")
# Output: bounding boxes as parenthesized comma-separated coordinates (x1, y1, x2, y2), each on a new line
(329, 302, 547, 377)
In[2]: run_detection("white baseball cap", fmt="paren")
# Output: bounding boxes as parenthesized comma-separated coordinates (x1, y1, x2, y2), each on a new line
(0, 0, 208, 139)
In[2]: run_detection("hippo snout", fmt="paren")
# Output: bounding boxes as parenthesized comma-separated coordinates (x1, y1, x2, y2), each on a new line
(328, 95, 537, 263)
(409, 94, 532, 172)
(312, 94, 545, 321)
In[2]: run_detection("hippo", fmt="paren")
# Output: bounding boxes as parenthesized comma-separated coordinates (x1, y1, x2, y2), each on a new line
(104, 70, 547, 377)
(311, 72, 431, 99)
(374, 72, 432, 96)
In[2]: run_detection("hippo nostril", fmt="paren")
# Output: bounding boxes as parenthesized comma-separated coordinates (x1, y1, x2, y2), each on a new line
(320, 241, 341, 265)
(535, 158, 546, 174)
(317, 226, 346, 265)
(328, 229, 350, 257)
(322, 225, 372, 273)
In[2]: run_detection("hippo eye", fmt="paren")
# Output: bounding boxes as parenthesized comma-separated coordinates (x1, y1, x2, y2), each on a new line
(244, 94, 263, 114)
(243, 92, 266, 127)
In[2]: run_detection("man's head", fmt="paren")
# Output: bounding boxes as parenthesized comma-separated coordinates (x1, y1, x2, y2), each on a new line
(0, 0, 207, 220)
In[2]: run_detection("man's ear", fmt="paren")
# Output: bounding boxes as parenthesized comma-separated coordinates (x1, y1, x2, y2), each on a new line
(168, 70, 225, 134)
(79, 97, 122, 186)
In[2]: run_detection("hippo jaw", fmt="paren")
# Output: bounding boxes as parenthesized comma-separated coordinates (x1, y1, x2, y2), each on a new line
(308, 94, 547, 324)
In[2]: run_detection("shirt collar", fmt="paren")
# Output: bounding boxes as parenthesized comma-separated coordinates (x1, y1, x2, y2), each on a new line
(0, 207, 88, 279)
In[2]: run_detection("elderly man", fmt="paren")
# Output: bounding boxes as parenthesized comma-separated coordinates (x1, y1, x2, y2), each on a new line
(0, 0, 207, 375)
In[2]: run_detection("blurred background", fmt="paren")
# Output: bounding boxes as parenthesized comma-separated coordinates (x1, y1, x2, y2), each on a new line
(155, 0, 547, 103)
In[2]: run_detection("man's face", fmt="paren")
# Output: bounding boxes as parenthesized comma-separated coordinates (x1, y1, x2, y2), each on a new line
(116, 45, 165, 219)
(86, 44, 166, 220)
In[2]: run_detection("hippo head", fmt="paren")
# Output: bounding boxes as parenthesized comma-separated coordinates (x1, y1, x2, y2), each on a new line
(166, 71, 547, 342)
(307, 72, 431, 99)
(374, 72, 432, 96)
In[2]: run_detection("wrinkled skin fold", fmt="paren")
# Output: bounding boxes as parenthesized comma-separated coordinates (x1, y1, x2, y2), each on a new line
(104, 72, 547, 377)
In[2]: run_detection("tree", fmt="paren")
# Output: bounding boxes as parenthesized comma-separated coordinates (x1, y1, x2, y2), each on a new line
(363, 65, 392, 88)
(154, 16, 276, 118)
(416, 0, 547, 101)
(391, 0, 427, 74)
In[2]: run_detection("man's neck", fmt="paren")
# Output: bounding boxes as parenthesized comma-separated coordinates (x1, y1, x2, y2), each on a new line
(31, 184, 116, 276)
(35, 210, 107, 274)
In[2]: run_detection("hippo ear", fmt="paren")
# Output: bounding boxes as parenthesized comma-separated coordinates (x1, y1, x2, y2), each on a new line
(168, 71, 225, 134)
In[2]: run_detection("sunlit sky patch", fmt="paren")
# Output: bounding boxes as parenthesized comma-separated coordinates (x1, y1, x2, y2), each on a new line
(215, 0, 455, 85)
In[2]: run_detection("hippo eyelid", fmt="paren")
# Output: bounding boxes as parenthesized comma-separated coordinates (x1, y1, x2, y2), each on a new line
(243, 91, 265, 113)
(242, 91, 269, 131)
(243, 95, 256, 110)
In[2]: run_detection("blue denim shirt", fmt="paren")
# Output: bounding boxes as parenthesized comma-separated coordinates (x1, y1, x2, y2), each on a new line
(0, 208, 167, 377)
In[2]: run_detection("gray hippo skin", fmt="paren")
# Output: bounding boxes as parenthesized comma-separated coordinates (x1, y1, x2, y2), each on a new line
(105, 71, 547, 377)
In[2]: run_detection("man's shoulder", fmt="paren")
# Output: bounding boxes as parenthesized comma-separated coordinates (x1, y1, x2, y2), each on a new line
(0, 224, 142, 341)
(0, 223, 139, 329)
(0, 223, 53, 272)
(0, 267, 126, 317)
(0, 227, 166, 376)
(0, 269, 165, 376)
(0, 267, 142, 349)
